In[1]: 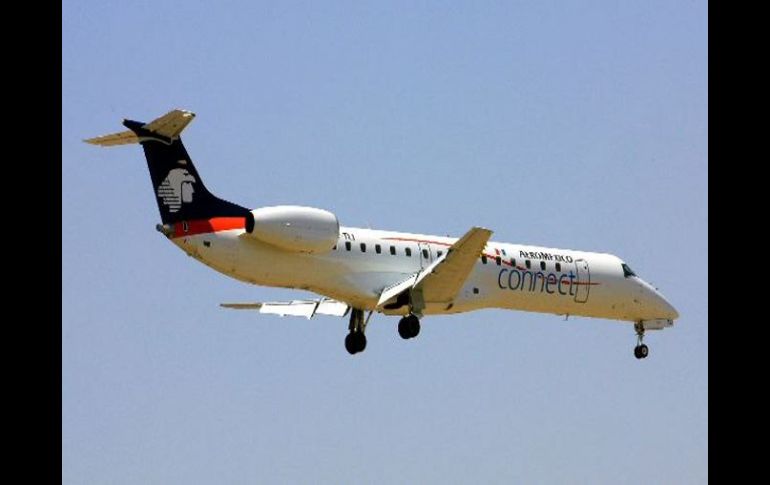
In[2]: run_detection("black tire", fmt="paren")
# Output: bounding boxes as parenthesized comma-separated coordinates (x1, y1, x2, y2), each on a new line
(345, 333, 358, 354)
(634, 346, 642, 359)
(398, 317, 411, 339)
(408, 315, 420, 338)
(638, 344, 649, 358)
(354, 332, 367, 353)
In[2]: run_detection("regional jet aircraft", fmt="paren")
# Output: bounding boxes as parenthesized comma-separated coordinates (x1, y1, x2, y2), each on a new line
(86, 109, 678, 358)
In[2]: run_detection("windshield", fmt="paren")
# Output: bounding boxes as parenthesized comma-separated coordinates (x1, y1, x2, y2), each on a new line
(621, 263, 636, 278)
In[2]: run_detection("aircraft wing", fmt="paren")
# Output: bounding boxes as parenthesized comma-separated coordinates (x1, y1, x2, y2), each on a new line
(376, 226, 493, 310)
(220, 298, 350, 319)
(416, 226, 493, 303)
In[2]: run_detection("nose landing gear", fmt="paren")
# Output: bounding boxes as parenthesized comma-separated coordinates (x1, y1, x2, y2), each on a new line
(633, 322, 649, 359)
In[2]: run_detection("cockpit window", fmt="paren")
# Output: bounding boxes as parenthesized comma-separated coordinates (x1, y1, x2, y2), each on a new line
(621, 263, 636, 278)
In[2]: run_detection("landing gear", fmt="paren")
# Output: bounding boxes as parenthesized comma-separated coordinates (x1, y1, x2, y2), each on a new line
(345, 331, 366, 354)
(398, 314, 420, 340)
(633, 322, 649, 359)
(634, 344, 649, 359)
(345, 308, 368, 355)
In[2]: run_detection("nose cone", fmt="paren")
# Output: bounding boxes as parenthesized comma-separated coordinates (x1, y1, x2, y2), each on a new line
(639, 279, 679, 321)
(656, 293, 679, 320)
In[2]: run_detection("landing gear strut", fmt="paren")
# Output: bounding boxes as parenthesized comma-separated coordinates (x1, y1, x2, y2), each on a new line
(633, 322, 649, 359)
(345, 308, 367, 355)
(398, 314, 420, 340)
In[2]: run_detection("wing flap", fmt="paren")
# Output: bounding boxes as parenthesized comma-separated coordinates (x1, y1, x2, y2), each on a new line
(376, 274, 419, 307)
(315, 299, 351, 316)
(220, 298, 350, 319)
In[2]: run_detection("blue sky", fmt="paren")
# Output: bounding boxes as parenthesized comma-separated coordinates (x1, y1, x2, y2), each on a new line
(63, 1, 707, 483)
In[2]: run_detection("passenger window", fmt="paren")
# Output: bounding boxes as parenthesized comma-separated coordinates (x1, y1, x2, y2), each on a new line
(511, 258, 516, 267)
(422, 249, 429, 259)
(405, 247, 412, 257)
(525, 260, 531, 269)
(375, 244, 382, 254)
(540, 261, 546, 271)
(495, 256, 501, 266)
(360, 243, 366, 252)
(390, 246, 396, 255)
(345, 241, 351, 251)
(481, 255, 487, 264)
(555, 262, 561, 272)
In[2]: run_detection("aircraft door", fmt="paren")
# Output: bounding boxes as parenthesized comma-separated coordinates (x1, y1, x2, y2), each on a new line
(574, 259, 590, 303)
(418, 243, 433, 269)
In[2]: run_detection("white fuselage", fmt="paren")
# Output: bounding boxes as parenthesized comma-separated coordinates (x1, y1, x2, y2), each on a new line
(170, 225, 678, 326)
(85, 108, 677, 358)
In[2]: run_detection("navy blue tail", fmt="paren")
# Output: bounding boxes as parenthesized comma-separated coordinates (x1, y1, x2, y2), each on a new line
(122, 119, 249, 225)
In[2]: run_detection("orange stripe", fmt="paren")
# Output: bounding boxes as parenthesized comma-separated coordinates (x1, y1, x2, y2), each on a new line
(172, 217, 245, 238)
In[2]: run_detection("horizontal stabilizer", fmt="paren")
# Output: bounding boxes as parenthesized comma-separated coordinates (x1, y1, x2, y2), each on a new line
(142, 109, 196, 139)
(84, 109, 195, 146)
(221, 298, 350, 319)
(83, 130, 139, 146)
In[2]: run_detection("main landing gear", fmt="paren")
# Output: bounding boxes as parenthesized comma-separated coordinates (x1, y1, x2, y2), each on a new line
(633, 322, 649, 359)
(398, 314, 420, 340)
(345, 308, 367, 355)
(345, 310, 422, 354)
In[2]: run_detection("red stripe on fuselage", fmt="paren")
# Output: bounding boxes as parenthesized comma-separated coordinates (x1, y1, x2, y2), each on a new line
(383, 236, 454, 247)
(172, 217, 245, 238)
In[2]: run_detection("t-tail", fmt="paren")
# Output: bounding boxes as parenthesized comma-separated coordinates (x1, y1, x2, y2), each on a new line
(85, 109, 249, 230)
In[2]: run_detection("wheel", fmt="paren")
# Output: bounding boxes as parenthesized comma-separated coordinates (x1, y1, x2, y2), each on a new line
(398, 315, 421, 339)
(634, 344, 649, 359)
(345, 331, 367, 354)
(398, 317, 411, 339)
(407, 315, 420, 338)
(345, 333, 358, 354)
(638, 344, 650, 359)
(354, 332, 367, 353)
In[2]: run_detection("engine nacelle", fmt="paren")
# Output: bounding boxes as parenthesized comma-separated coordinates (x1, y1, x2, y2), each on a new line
(245, 206, 339, 253)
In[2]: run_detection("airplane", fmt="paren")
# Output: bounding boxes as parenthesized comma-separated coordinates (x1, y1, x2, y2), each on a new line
(85, 109, 678, 359)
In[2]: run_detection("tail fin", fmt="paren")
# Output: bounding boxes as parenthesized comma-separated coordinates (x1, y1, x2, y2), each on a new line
(85, 109, 249, 225)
